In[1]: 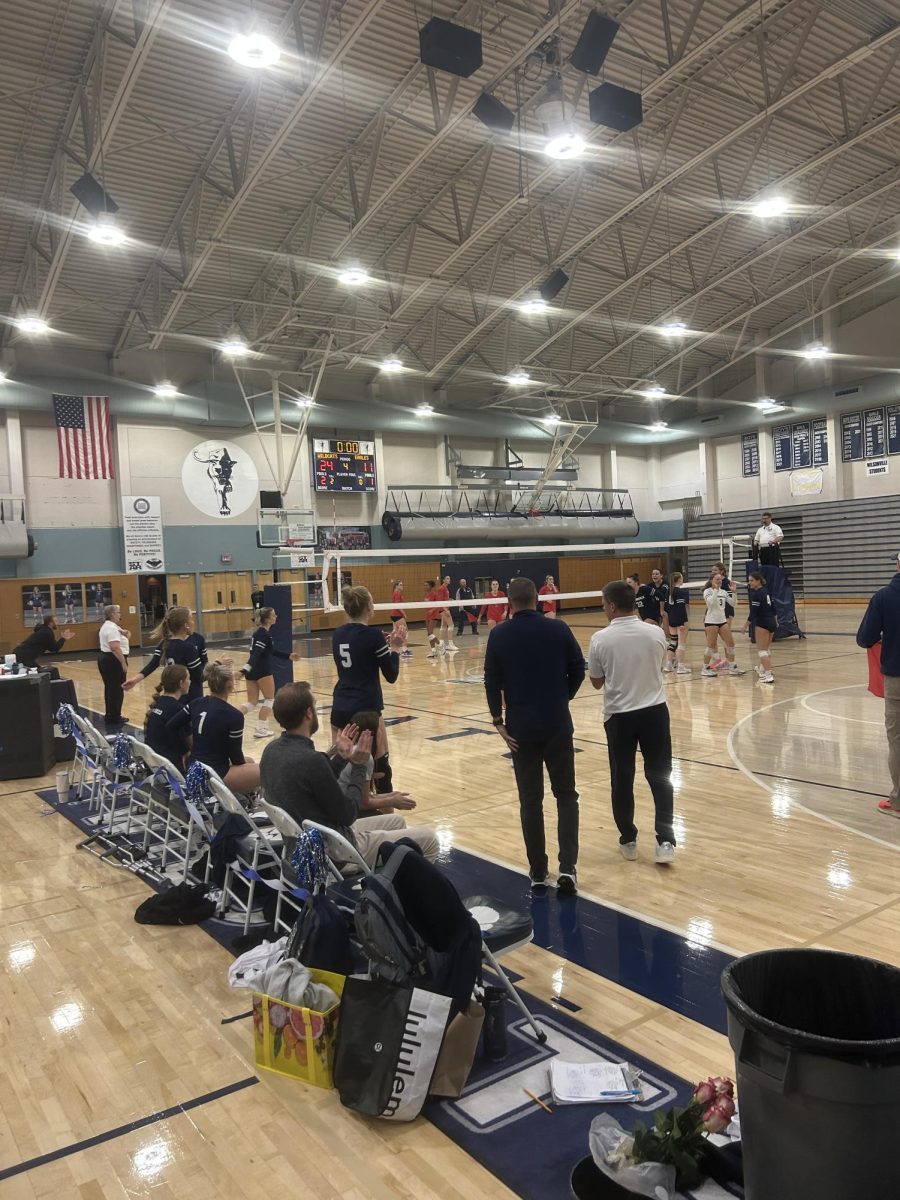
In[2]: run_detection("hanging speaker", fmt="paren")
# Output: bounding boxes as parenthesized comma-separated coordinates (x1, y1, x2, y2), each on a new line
(540, 269, 569, 303)
(589, 82, 643, 132)
(570, 12, 620, 75)
(259, 490, 283, 509)
(419, 17, 483, 78)
(69, 173, 119, 217)
(473, 92, 515, 134)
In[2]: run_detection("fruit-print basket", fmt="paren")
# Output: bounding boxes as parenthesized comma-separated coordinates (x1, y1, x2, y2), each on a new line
(252, 969, 345, 1088)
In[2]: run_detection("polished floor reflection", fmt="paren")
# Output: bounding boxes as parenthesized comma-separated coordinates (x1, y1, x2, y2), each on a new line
(2, 606, 898, 1198)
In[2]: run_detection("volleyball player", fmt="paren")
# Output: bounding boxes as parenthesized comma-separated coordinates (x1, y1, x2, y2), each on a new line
(331, 585, 402, 790)
(27, 586, 44, 626)
(242, 606, 301, 738)
(714, 561, 737, 629)
(649, 568, 670, 629)
(480, 579, 508, 630)
(144, 663, 191, 768)
(744, 571, 777, 682)
(665, 572, 691, 674)
(538, 574, 560, 618)
(390, 580, 411, 657)
(62, 585, 76, 621)
(124, 605, 205, 701)
(702, 570, 744, 677)
(423, 579, 442, 657)
(92, 583, 105, 619)
(169, 661, 260, 794)
(437, 575, 458, 652)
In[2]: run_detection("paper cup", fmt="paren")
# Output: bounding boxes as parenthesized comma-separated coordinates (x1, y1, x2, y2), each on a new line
(55, 770, 70, 800)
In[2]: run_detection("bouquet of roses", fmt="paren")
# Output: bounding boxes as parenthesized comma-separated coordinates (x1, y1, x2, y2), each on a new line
(630, 1076, 736, 1189)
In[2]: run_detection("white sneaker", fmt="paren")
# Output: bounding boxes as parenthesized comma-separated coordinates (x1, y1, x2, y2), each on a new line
(701, 666, 717, 677)
(675, 665, 691, 675)
(427, 649, 438, 659)
(254, 726, 273, 739)
(655, 841, 675, 865)
(446, 642, 458, 652)
(620, 841, 638, 861)
(728, 664, 746, 676)
(761, 671, 775, 683)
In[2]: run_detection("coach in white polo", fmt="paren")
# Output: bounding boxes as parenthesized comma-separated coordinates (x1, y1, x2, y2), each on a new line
(588, 579, 676, 864)
(754, 511, 784, 567)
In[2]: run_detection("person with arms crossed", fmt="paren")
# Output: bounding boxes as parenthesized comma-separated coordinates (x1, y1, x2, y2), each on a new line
(753, 512, 784, 567)
(856, 553, 900, 816)
(454, 577, 478, 637)
(260, 682, 438, 864)
(588, 580, 677, 864)
(14, 615, 74, 676)
(538, 574, 561, 618)
(484, 577, 585, 893)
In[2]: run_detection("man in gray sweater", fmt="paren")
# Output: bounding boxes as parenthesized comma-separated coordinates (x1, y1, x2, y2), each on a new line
(259, 681, 438, 864)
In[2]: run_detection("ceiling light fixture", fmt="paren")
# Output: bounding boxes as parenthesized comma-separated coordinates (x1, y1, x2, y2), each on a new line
(87, 217, 127, 246)
(661, 320, 687, 337)
(544, 130, 587, 160)
(228, 33, 281, 69)
(380, 357, 404, 372)
(752, 194, 789, 219)
(518, 296, 548, 315)
(0, 371, 7, 384)
(505, 370, 531, 385)
(295, 396, 315, 408)
(416, 403, 434, 416)
(220, 336, 250, 358)
(649, 420, 668, 431)
(14, 315, 49, 335)
(802, 344, 830, 360)
(153, 383, 177, 398)
(338, 266, 370, 286)
(756, 397, 779, 409)
(642, 384, 666, 398)
(544, 412, 561, 423)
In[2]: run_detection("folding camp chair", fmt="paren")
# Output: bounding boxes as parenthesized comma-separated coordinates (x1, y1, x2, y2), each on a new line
(206, 773, 281, 933)
(301, 819, 546, 1043)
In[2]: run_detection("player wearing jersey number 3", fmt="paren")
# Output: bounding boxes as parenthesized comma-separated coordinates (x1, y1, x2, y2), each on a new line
(702, 571, 744, 677)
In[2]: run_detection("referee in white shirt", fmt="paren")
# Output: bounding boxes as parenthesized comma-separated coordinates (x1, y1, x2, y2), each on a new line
(588, 580, 676, 864)
(754, 511, 784, 567)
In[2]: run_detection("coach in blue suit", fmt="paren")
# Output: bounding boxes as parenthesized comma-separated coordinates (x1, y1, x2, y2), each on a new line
(484, 576, 586, 895)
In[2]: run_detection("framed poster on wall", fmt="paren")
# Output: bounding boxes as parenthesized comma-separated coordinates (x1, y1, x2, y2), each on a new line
(55, 583, 84, 624)
(22, 584, 52, 626)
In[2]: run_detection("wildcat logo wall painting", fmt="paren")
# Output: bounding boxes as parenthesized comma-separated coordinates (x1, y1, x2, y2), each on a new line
(181, 440, 259, 518)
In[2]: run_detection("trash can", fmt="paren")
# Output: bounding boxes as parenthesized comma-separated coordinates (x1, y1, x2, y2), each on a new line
(722, 948, 900, 1199)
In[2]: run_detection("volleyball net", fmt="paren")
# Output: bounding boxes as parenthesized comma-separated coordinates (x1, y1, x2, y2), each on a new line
(271, 536, 742, 616)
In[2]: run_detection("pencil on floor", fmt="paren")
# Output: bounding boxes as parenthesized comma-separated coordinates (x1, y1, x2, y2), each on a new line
(523, 1087, 553, 1113)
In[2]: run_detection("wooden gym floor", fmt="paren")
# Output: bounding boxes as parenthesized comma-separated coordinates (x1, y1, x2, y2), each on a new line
(2, 602, 898, 1198)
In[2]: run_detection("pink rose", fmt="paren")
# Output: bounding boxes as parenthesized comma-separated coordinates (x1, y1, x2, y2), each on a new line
(703, 1099, 735, 1133)
(711, 1076, 735, 1100)
(693, 1080, 716, 1106)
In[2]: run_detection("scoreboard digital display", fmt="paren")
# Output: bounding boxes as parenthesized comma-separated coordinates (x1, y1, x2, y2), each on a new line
(313, 438, 377, 493)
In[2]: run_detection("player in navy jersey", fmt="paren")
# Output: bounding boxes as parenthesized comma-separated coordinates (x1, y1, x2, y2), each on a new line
(241, 606, 300, 739)
(27, 587, 44, 625)
(168, 661, 260, 793)
(91, 583, 106, 619)
(665, 572, 691, 675)
(649, 569, 670, 627)
(332, 585, 403, 792)
(744, 570, 778, 683)
(123, 605, 205, 701)
(144, 663, 191, 769)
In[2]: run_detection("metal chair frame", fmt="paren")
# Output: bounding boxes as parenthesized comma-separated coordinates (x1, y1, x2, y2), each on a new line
(206, 773, 281, 933)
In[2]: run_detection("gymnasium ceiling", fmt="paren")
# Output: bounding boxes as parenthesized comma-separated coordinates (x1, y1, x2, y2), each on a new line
(3, 0, 900, 436)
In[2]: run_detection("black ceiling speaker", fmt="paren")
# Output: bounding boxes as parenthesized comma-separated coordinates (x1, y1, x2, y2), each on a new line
(419, 17, 483, 78)
(570, 11, 620, 75)
(69, 172, 119, 217)
(259, 490, 283, 509)
(540, 269, 570, 303)
(473, 92, 515, 134)
(589, 82, 643, 132)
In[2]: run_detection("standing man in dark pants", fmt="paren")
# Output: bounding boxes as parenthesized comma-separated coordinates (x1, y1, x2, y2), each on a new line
(455, 577, 478, 637)
(588, 580, 677, 865)
(484, 577, 585, 894)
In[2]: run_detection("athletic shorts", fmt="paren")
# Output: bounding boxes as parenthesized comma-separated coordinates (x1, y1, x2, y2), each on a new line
(704, 621, 727, 629)
(243, 666, 272, 682)
(666, 615, 686, 628)
(390, 613, 404, 622)
(753, 621, 777, 635)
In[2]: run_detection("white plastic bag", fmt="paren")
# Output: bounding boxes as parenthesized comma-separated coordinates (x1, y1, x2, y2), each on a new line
(227, 936, 287, 990)
(589, 1114, 677, 1200)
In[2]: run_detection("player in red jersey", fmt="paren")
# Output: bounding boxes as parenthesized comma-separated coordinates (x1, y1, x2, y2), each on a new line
(435, 574, 458, 653)
(390, 580, 411, 658)
(424, 579, 443, 658)
(480, 579, 508, 630)
(538, 574, 560, 618)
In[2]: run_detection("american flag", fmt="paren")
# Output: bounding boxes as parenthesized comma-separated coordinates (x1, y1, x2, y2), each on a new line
(53, 394, 114, 479)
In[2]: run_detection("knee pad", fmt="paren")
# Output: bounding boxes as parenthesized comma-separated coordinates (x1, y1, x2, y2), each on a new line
(758, 650, 768, 659)
(667, 636, 678, 653)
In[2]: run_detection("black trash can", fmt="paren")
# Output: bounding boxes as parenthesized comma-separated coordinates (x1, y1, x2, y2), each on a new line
(722, 948, 900, 1199)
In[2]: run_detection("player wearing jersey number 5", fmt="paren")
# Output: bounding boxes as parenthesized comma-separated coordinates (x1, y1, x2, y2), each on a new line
(331, 585, 402, 793)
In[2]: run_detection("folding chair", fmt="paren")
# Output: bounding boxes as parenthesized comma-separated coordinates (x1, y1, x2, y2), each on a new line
(257, 799, 309, 934)
(126, 742, 212, 882)
(301, 819, 546, 1044)
(66, 708, 108, 811)
(206, 773, 281, 933)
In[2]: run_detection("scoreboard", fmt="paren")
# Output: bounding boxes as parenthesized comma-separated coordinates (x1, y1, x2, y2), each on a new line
(312, 438, 377, 493)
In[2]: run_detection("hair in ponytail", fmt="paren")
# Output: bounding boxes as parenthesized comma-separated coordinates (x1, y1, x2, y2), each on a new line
(146, 663, 190, 726)
(204, 660, 234, 697)
(149, 604, 192, 650)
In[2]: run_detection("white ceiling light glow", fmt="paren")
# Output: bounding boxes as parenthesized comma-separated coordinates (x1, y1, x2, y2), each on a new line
(661, 320, 687, 337)
(544, 130, 587, 161)
(228, 33, 281, 69)
(14, 315, 49, 335)
(380, 357, 404, 372)
(87, 217, 127, 246)
(220, 336, 249, 358)
(752, 195, 789, 219)
(518, 296, 548, 315)
(642, 385, 666, 398)
(756, 397, 779, 409)
(802, 344, 831, 360)
(544, 412, 561, 422)
(153, 383, 177, 398)
(416, 403, 434, 416)
(505, 370, 531, 385)
(295, 396, 315, 408)
(0, 371, 7, 384)
(338, 266, 369, 286)
(650, 420, 668, 431)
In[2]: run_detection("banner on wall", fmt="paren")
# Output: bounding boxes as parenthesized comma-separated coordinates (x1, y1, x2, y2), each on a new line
(741, 432, 760, 477)
(122, 496, 165, 573)
(182, 440, 259, 518)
